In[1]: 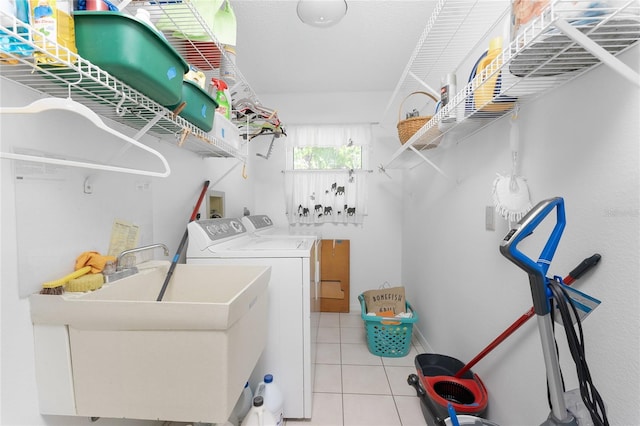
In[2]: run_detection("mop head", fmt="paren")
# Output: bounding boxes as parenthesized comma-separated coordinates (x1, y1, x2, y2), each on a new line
(492, 173, 533, 222)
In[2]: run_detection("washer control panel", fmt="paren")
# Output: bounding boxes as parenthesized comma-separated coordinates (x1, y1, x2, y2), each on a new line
(243, 215, 273, 231)
(193, 218, 246, 242)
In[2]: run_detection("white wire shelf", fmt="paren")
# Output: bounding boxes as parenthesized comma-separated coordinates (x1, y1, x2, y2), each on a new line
(132, 0, 283, 142)
(0, 0, 281, 161)
(383, 0, 640, 172)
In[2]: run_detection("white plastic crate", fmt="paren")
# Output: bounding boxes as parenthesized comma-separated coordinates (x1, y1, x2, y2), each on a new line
(210, 111, 241, 150)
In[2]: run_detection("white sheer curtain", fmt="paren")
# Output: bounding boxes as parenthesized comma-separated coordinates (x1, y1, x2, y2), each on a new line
(284, 124, 371, 225)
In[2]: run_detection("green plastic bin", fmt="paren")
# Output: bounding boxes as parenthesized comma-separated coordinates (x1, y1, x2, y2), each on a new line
(170, 80, 218, 132)
(74, 11, 188, 106)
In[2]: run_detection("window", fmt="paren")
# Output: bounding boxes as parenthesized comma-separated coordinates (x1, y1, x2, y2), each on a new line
(293, 146, 362, 170)
(284, 124, 371, 225)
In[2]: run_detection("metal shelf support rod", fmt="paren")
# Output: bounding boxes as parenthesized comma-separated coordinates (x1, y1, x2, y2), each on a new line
(209, 160, 243, 188)
(409, 145, 448, 179)
(133, 111, 167, 141)
(105, 110, 167, 165)
(553, 18, 640, 87)
(408, 71, 441, 99)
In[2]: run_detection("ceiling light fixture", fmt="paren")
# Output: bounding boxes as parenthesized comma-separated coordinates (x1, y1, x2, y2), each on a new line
(297, 0, 348, 28)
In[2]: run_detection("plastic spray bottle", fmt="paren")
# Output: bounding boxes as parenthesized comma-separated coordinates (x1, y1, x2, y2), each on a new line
(209, 77, 231, 120)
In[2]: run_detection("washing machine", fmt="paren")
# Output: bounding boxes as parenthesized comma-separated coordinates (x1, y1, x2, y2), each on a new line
(241, 214, 322, 285)
(187, 217, 317, 420)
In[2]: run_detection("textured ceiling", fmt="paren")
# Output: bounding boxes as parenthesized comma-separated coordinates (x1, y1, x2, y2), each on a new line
(232, 1, 437, 96)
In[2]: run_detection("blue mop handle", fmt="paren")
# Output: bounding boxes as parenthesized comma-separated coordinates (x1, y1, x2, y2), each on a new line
(500, 197, 566, 315)
(447, 402, 460, 426)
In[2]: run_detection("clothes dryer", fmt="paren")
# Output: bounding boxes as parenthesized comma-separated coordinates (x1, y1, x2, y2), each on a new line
(241, 215, 322, 239)
(241, 214, 322, 284)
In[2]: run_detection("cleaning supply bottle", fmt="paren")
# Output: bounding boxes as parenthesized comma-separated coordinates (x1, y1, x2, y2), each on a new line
(209, 77, 231, 120)
(438, 72, 457, 131)
(255, 374, 284, 426)
(135, 8, 165, 38)
(220, 44, 237, 87)
(228, 381, 253, 426)
(473, 36, 514, 113)
(240, 396, 277, 426)
(29, 0, 77, 64)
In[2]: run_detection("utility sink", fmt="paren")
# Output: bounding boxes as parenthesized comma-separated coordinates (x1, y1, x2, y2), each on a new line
(29, 262, 271, 423)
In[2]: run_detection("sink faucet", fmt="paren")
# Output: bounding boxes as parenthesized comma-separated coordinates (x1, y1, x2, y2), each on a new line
(116, 243, 169, 271)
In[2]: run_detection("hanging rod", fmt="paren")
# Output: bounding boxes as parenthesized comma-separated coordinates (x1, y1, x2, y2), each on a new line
(281, 169, 374, 174)
(0, 97, 171, 178)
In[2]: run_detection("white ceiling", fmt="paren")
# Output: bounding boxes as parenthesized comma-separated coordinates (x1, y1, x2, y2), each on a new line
(232, 1, 437, 96)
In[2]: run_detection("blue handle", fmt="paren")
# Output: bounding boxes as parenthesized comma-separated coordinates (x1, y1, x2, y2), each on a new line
(500, 197, 566, 314)
(447, 402, 460, 426)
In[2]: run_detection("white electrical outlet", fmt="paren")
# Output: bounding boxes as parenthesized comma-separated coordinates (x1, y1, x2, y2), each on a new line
(485, 205, 495, 231)
(136, 182, 150, 191)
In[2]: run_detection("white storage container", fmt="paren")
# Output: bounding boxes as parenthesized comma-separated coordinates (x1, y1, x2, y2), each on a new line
(255, 374, 284, 426)
(210, 111, 241, 150)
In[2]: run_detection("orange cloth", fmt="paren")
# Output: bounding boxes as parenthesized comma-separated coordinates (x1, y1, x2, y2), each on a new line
(378, 310, 402, 325)
(75, 251, 116, 274)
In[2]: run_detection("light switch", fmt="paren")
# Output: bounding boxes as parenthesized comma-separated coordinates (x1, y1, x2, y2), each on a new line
(485, 205, 495, 231)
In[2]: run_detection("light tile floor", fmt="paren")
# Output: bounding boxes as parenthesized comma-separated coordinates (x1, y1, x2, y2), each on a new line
(285, 312, 427, 426)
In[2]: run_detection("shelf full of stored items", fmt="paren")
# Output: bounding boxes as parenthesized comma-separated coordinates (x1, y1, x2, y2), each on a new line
(0, 12, 242, 159)
(0, 1, 280, 160)
(131, 0, 283, 142)
(383, 0, 640, 172)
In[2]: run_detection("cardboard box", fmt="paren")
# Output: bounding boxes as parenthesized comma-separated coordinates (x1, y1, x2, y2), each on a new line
(320, 280, 344, 300)
(320, 240, 349, 313)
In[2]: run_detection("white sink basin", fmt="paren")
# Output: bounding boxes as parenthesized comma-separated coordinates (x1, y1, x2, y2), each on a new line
(31, 262, 269, 330)
(29, 262, 271, 423)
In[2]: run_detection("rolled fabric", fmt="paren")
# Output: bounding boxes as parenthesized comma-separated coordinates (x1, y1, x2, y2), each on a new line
(75, 251, 117, 274)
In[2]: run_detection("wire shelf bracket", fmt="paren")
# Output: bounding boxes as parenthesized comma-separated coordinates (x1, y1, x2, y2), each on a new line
(553, 17, 640, 87)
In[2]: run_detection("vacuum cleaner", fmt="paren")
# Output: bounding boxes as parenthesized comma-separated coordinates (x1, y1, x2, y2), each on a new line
(408, 197, 607, 426)
(500, 196, 607, 425)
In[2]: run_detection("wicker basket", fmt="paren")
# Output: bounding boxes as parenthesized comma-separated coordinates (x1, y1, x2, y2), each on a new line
(397, 91, 441, 148)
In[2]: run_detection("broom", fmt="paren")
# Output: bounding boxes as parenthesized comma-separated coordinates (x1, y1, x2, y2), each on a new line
(492, 110, 532, 223)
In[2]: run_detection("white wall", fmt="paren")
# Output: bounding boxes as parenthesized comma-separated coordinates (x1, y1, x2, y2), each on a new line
(401, 46, 640, 425)
(0, 79, 248, 425)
